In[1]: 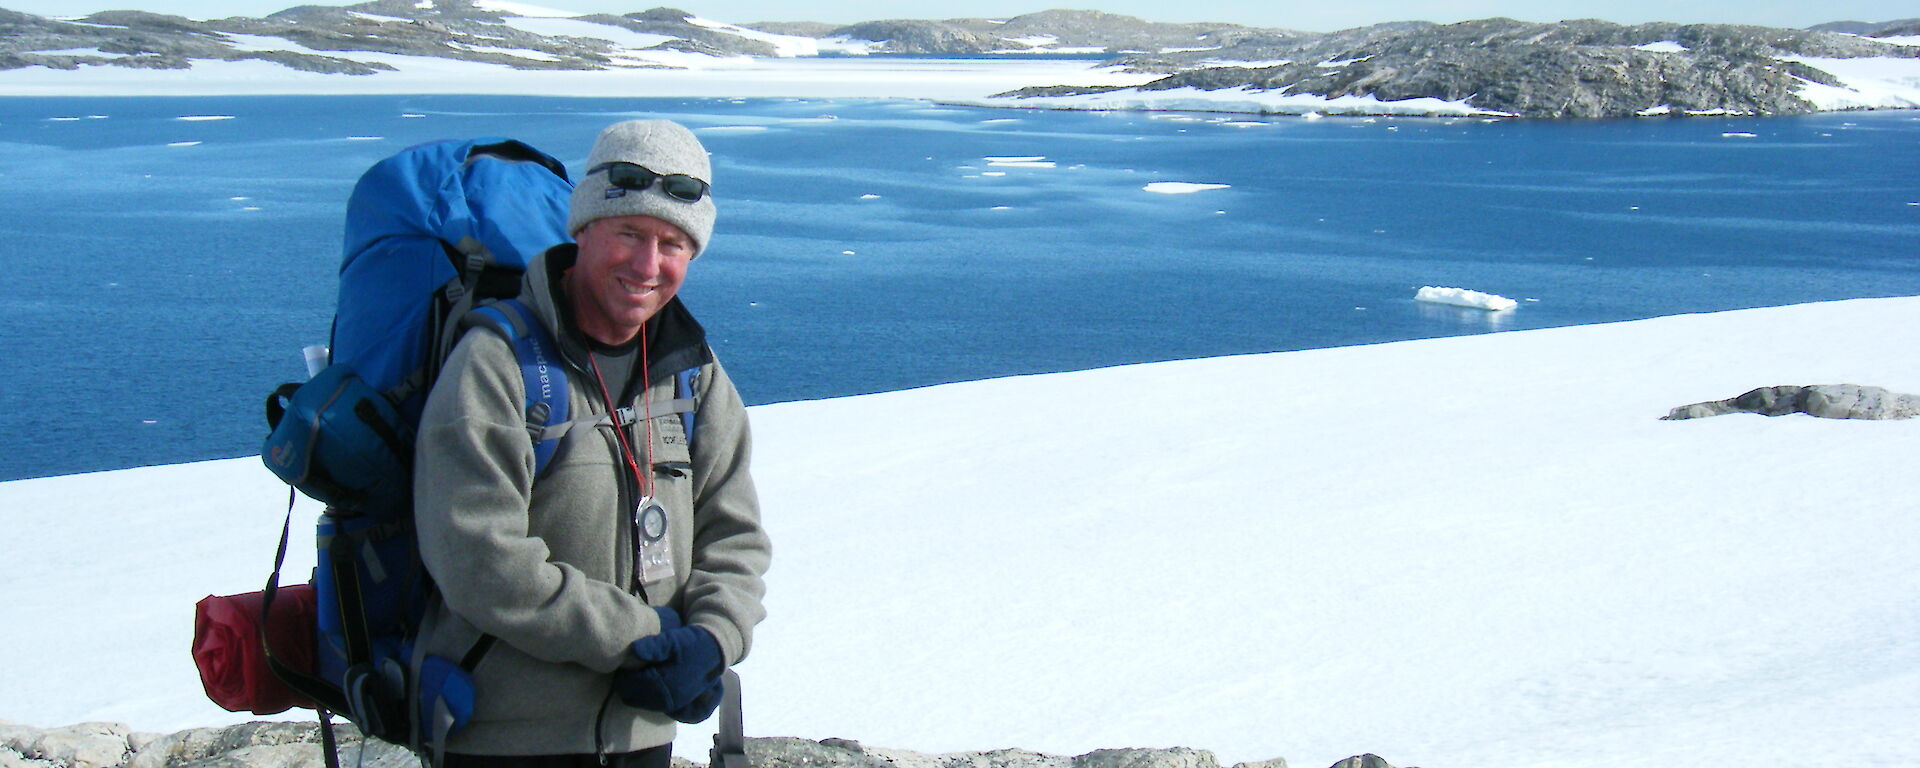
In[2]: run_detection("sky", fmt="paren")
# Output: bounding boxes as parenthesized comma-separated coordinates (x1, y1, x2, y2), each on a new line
(9, 0, 1916, 32)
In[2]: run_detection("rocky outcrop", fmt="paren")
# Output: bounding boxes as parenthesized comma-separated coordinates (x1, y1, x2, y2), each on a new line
(828, 10, 1279, 54)
(0, 722, 1412, 768)
(1809, 18, 1920, 36)
(1000, 17, 1920, 117)
(5, 4, 1917, 119)
(1662, 384, 1920, 420)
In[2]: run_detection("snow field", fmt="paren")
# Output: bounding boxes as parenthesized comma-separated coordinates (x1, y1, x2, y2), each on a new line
(2, 297, 1917, 768)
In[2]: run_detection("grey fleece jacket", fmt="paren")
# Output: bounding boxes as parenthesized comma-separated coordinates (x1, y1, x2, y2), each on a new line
(412, 246, 770, 756)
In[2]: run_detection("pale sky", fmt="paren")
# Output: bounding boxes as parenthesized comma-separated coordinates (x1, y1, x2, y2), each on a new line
(9, 0, 1915, 33)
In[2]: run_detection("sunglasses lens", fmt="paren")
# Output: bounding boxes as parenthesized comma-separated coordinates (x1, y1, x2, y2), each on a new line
(660, 176, 708, 202)
(596, 163, 706, 202)
(607, 164, 653, 190)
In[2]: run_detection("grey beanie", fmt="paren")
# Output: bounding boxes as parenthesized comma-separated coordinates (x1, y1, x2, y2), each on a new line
(568, 119, 716, 257)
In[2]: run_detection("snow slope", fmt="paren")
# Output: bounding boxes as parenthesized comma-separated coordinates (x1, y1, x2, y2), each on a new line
(2, 297, 1918, 768)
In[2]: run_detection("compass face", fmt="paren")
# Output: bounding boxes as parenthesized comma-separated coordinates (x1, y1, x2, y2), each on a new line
(641, 503, 668, 541)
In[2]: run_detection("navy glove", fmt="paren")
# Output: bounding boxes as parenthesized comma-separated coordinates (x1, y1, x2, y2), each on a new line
(615, 623, 723, 716)
(666, 673, 725, 724)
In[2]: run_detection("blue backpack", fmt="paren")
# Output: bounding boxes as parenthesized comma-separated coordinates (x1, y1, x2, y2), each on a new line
(257, 138, 577, 765)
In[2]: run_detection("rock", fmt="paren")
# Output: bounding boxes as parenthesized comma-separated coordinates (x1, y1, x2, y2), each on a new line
(1326, 756, 1395, 768)
(746, 737, 896, 768)
(7, 722, 130, 768)
(0, 746, 57, 768)
(1075, 748, 1220, 768)
(1228, 759, 1288, 768)
(821, 739, 866, 753)
(1662, 384, 1920, 420)
(1023, 17, 1920, 117)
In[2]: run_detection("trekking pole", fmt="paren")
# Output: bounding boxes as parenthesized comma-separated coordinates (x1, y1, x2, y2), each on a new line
(710, 670, 749, 768)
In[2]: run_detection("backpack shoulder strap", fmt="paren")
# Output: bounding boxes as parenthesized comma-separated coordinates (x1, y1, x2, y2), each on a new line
(674, 367, 699, 451)
(464, 299, 570, 477)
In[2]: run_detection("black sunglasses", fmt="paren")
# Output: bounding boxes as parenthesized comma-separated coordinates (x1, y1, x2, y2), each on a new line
(588, 162, 710, 203)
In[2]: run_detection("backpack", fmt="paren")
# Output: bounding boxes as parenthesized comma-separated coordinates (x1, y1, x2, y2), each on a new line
(256, 138, 578, 765)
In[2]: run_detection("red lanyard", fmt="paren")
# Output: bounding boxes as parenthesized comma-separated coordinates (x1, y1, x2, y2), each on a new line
(586, 325, 652, 500)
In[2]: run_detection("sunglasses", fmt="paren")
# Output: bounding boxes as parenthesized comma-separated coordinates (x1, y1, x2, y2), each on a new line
(588, 162, 710, 203)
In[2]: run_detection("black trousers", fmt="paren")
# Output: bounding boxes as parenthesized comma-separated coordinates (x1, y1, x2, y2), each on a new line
(442, 743, 673, 768)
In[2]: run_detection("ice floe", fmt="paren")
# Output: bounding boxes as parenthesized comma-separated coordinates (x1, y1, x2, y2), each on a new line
(1142, 182, 1229, 194)
(985, 156, 1056, 168)
(166, 141, 202, 147)
(175, 115, 234, 121)
(1415, 286, 1519, 311)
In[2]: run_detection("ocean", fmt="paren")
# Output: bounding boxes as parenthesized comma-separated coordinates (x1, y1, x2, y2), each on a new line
(2, 95, 1916, 481)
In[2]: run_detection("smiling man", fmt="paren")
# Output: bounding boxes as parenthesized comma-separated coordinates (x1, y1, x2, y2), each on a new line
(411, 120, 770, 768)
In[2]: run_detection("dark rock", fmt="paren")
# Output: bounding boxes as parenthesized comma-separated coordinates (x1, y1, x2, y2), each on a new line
(1662, 384, 1920, 420)
(744, 21, 839, 38)
(1325, 757, 1395, 768)
(831, 20, 1000, 54)
(1009, 17, 1918, 117)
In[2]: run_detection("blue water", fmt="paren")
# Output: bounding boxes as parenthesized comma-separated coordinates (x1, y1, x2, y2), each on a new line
(2, 95, 1917, 481)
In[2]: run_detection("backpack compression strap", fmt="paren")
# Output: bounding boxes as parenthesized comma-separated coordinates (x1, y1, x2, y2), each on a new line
(465, 299, 571, 477)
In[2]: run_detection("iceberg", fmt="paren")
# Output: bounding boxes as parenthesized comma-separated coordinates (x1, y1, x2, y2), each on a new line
(1416, 285, 1519, 311)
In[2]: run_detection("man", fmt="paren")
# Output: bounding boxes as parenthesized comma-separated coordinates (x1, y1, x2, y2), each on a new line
(411, 120, 770, 767)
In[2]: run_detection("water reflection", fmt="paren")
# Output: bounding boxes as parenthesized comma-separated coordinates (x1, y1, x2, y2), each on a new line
(1416, 301, 1519, 332)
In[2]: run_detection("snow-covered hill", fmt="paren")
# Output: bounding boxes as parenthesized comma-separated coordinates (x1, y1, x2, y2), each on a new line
(2, 296, 1917, 768)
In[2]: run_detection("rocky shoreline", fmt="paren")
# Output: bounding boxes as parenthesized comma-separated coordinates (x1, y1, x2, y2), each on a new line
(0, 720, 1409, 768)
(2, 2, 1918, 118)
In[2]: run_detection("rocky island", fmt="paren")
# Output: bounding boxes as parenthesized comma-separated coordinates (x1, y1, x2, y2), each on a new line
(3, 1, 1917, 117)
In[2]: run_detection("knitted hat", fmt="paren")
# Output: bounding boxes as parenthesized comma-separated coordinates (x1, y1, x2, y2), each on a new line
(568, 119, 715, 257)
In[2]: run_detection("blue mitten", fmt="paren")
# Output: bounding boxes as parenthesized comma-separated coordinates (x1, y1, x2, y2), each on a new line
(667, 674, 726, 724)
(615, 625, 723, 713)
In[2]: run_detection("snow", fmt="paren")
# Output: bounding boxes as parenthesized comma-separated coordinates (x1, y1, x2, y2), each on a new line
(1142, 181, 1229, 194)
(0, 57, 1155, 101)
(495, 17, 675, 51)
(5, 297, 1917, 768)
(471, 0, 581, 17)
(1784, 56, 1920, 110)
(1414, 285, 1519, 311)
(1634, 41, 1689, 53)
(967, 85, 1515, 118)
(686, 16, 820, 58)
(4, 35, 1916, 120)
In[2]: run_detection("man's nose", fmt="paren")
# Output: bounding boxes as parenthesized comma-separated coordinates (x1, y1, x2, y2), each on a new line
(628, 238, 668, 278)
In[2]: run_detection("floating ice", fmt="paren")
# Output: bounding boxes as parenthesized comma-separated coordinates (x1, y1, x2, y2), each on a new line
(858, 194, 881, 200)
(401, 113, 426, 118)
(981, 171, 1006, 177)
(1415, 286, 1519, 311)
(1722, 132, 1758, 138)
(175, 115, 235, 121)
(1142, 182, 1229, 194)
(48, 117, 81, 122)
(986, 156, 1055, 168)
(990, 206, 1012, 210)
(347, 136, 382, 141)
(166, 141, 202, 147)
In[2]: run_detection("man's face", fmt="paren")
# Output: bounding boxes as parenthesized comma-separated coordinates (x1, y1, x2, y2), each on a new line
(565, 214, 694, 345)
